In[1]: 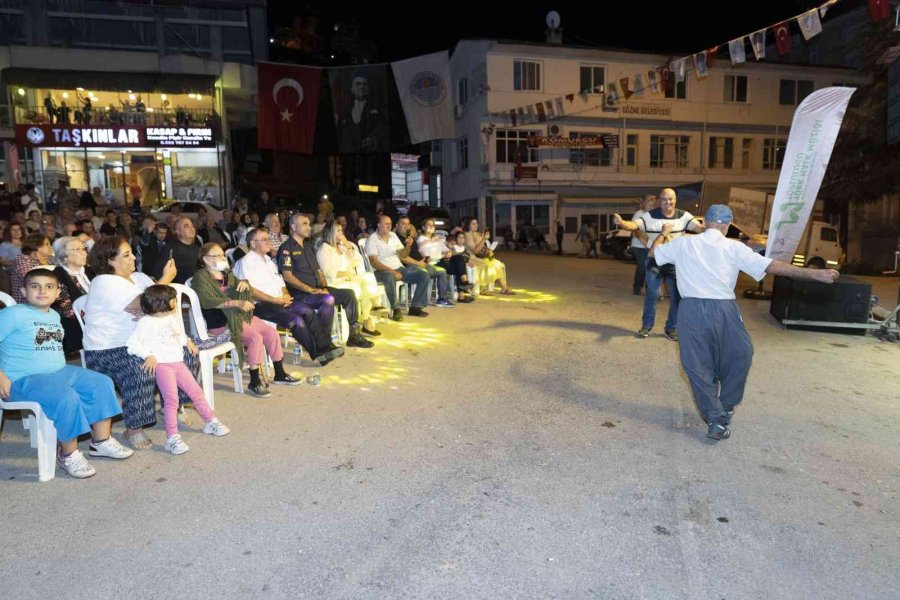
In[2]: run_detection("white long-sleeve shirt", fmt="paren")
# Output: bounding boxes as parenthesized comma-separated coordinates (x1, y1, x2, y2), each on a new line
(126, 315, 187, 363)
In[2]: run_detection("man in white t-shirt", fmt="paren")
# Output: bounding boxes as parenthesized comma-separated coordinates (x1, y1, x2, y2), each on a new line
(629, 194, 656, 295)
(233, 226, 344, 365)
(365, 215, 430, 321)
(614, 187, 704, 341)
(651, 204, 839, 441)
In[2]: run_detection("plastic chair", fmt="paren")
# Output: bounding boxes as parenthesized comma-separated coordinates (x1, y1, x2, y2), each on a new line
(0, 291, 16, 307)
(72, 295, 88, 367)
(171, 283, 241, 409)
(0, 399, 57, 482)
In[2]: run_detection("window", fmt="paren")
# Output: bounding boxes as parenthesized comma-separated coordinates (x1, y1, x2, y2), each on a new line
(708, 137, 734, 169)
(741, 139, 753, 170)
(457, 78, 468, 106)
(580, 65, 605, 94)
(496, 129, 539, 163)
(820, 227, 837, 242)
(625, 134, 638, 167)
(724, 75, 748, 102)
(763, 138, 786, 170)
(569, 132, 611, 167)
(457, 137, 468, 171)
(564, 217, 578, 233)
(665, 79, 687, 99)
(779, 79, 814, 105)
(650, 135, 690, 168)
(514, 60, 541, 91)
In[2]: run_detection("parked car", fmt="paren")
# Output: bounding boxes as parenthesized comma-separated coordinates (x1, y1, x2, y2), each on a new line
(151, 201, 221, 223)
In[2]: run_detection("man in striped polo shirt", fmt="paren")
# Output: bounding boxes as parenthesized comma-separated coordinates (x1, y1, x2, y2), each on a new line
(613, 188, 704, 341)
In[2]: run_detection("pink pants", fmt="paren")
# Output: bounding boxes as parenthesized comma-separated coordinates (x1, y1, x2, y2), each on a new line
(156, 362, 215, 437)
(210, 317, 283, 366)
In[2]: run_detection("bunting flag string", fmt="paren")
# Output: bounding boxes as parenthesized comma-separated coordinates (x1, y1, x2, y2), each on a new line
(487, 0, 872, 126)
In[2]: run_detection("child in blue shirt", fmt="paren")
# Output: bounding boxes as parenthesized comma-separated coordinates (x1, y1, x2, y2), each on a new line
(0, 269, 134, 479)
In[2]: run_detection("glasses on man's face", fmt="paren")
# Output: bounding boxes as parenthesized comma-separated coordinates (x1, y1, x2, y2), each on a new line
(205, 253, 225, 259)
(68, 246, 87, 253)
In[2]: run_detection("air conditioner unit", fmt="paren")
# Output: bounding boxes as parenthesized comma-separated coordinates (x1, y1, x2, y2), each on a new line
(549, 124, 561, 135)
(454, 105, 465, 119)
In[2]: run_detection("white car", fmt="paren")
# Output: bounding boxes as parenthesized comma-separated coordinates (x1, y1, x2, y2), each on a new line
(151, 201, 221, 223)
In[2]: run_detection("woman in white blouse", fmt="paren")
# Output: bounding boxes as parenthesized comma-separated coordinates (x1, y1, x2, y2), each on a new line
(82, 235, 185, 450)
(316, 222, 381, 336)
(464, 217, 514, 295)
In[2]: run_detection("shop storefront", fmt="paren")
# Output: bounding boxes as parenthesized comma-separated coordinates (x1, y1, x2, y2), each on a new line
(15, 123, 225, 207)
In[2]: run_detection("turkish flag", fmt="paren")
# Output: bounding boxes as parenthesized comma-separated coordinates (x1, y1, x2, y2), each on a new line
(868, 0, 890, 21)
(773, 22, 792, 56)
(257, 62, 322, 154)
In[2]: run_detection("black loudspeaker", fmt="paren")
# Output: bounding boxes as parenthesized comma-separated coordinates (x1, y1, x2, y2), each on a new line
(770, 275, 871, 334)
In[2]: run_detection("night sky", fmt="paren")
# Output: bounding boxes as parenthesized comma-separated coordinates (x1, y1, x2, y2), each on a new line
(268, 0, 849, 62)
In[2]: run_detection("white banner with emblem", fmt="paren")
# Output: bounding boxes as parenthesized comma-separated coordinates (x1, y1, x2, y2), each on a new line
(765, 87, 855, 262)
(391, 51, 454, 144)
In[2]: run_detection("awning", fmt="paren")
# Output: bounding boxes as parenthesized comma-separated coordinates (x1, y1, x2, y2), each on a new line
(1, 68, 216, 95)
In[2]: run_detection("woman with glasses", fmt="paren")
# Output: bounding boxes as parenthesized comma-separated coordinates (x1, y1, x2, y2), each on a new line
(51, 236, 94, 354)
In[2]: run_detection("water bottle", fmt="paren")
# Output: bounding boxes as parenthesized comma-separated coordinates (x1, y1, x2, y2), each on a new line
(291, 346, 302, 365)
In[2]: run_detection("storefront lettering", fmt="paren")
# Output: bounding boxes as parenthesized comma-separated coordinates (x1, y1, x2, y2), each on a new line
(51, 127, 140, 146)
(619, 104, 672, 117)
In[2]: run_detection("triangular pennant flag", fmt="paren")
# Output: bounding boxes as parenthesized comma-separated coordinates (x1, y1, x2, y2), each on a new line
(647, 70, 660, 94)
(633, 73, 644, 96)
(619, 77, 633, 99)
(798, 9, 822, 40)
(773, 22, 792, 56)
(868, 0, 890, 21)
(673, 58, 686, 83)
(694, 52, 709, 80)
(706, 46, 718, 68)
(544, 100, 555, 120)
(565, 93, 575, 103)
(555, 97, 566, 116)
(657, 63, 673, 94)
(516, 107, 526, 125)
(509, 109, 517, 127)
(729, 38, 746, 65)
(535, 102, 546, 122)
(525, 104, 535, 123)
(819, 0, 838, 18)
(750, 29, 766, 61)
(606, 82, 619, 105)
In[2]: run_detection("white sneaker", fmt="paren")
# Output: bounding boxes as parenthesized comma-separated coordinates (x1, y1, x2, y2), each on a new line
(164, 434, 190, 455)
(202, 418, 230, 437)
(57, 450, 96, 479)
(88, 437, 135, 460)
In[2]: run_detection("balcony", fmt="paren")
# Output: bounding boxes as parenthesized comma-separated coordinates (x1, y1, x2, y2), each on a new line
(12, 105, 219, 129)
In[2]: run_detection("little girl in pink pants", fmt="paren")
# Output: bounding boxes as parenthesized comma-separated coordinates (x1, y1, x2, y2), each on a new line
(127, 284, 230, 455)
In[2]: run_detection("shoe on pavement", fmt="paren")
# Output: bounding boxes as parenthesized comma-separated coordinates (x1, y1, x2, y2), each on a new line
(706, 423, 731, 441)
(58, 450, 96, 479)
(203, 418, 230, 437)
(346, 332, 375, 348)
(315, 344, 345, 364)
(88, 437, 134, 460)
(390, 309, 404, 322)
(165, 434, 190, 455)
(664, 329, 679, 342)
(247, 382, 272, 397)
(435, 299, 454, 308)
(272, 373, 303, 385)
(361, 326, 381, 336)
(637, 328, 650, 338)
(408, 307, 429, 317)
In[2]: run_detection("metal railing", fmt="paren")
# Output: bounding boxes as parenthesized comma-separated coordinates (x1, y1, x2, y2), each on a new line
(12, 105, 218, 128)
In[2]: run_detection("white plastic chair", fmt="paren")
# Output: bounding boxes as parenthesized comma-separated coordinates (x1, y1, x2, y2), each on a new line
(171, 283, 241, 409)
(1, 399, 57, 482)
(0, 291, 15, 307)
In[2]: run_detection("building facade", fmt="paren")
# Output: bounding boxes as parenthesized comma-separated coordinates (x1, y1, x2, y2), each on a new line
(442, 40, 863, 253)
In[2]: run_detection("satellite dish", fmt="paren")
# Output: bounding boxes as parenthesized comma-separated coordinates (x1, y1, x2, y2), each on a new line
(546, 11, 561, 29)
